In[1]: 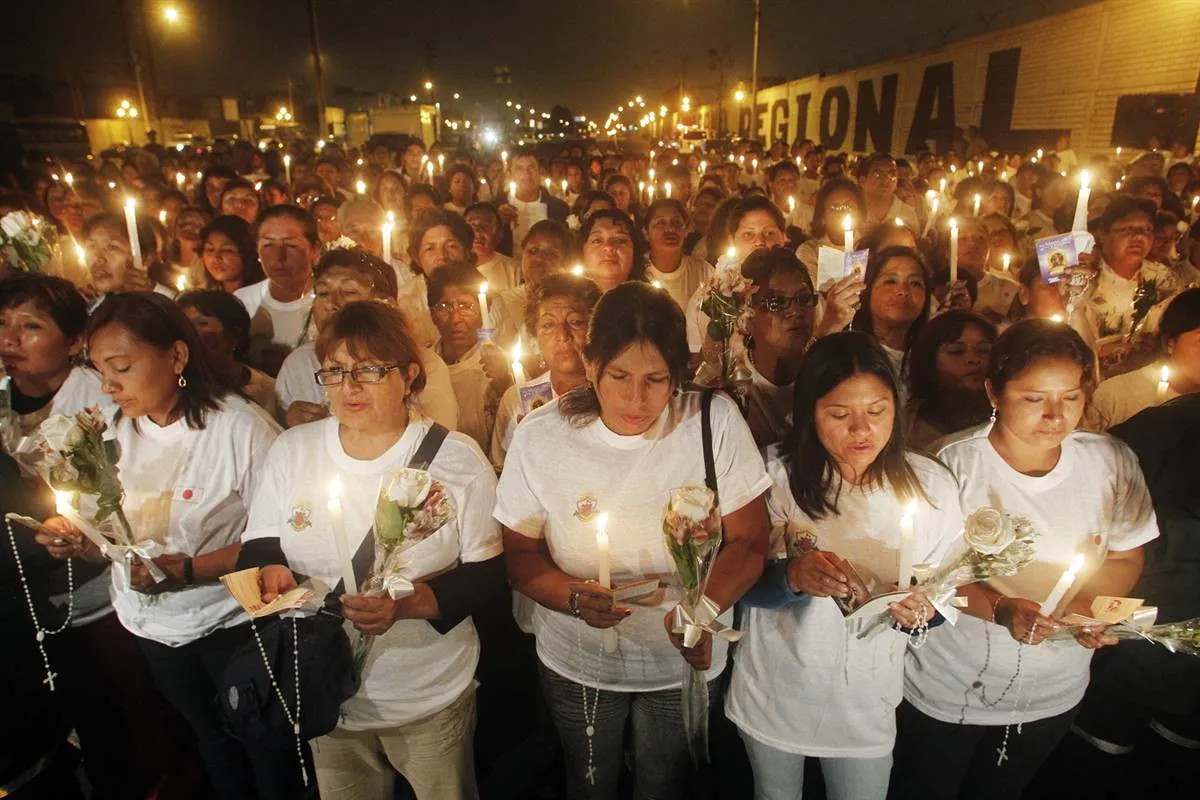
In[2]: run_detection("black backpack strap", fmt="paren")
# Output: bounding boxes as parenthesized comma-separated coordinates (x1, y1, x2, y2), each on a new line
(408, 422, 449, 470)
(701, 390, 719, 504)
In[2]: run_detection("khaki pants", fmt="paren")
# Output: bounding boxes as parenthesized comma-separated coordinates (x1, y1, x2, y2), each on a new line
(311, 685, 479, 800)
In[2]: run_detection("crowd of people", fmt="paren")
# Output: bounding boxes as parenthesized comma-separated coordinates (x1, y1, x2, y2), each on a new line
(1, 125, 1199, 800)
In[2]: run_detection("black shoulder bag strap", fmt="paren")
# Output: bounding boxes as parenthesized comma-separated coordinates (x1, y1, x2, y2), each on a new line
(701, 389, 719, 503)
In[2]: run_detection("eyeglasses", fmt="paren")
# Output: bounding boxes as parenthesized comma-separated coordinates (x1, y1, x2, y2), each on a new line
(1110, 226, 1154, 239)
(827, 202, 856, 214)
(431, 300, 480, 317)
(314, 364, 401, 386)
(754, 292, 818, 313)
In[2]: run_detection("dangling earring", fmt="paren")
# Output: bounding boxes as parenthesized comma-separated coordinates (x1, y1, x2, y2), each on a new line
(178, 374, 188, 388)
(990, 406, 998, 423)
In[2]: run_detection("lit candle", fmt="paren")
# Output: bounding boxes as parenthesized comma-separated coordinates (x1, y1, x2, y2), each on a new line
(512, 338, 526, 385)
(948, 218, 959, 284)
(355, 180, 366, 195)
(508, 181, 517, 203)
(1072, 170, 1091, 232)
(651, 280, 662, 289)
(381, 211, 394, 263)
(123, 197, 143, 272)
(595, 513, 611, 588)
(543, 177, 551, 192)
(1002, 252, 1011, 274)
(64, 173, 74, 187)
(327, 476, 358, 595)
(700, 159, 707, 174)
(571, 264, 584, 276)
(647, 185, 656, 202)
(638, 180, 646, 203)
(175, 171, 185, 189)
(283, 154, 291, 184)
(174, 274, 188, 293)
(921, 196, 939, 238)
(898, 499, 916, 589)
(1157, 365, 1171, 402)
(664, 181, 672, 199)
(973, 193, 981, 216)
(1191, 196, 1198, 217)
(1115, 146, 1122, 157)
(1036, 148, 1044, 161)
(751, 158, 758, 173)
(894, 217, 903, 226)
(560, 178, 568, 196)
(788, 195, 796, 215)
(73, 242, 85, 264)
(1039, 553, 1085, 616)
(158, 209, 167, 225)
(648, 168, 656, 184)
(425, 161, 434, 181)
(54, 489, 73, 518)
(1050, 313, 1065, 323)
(976, 160, 983, 174)
(478, 282, 491, 327)
(938, 178, 947, 196)
(501, 150, 508, 169)
(842, 214, 854, 254)
(437, 153, 445, 174)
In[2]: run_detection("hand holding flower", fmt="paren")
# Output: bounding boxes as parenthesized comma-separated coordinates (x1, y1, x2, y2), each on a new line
(663, 610, 713, 670)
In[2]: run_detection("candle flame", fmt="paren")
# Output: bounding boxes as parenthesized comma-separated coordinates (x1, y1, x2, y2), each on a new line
(355, 180, 366, 194)
(124, 196, 136, 211)
(1161, 365, 1171, 383)
(1079, 170, 1090, 190)
(1050, 313, 1064, 323)
(902, 499, 917, 523)
(949, 217, 958, 231)
(54, 489, 73, 515)
(571, 264, 584, 276)
(175, 275, 187, 292)
(158, 209, 167, 224)
(479, 281, 489, 295)
(595, 512, 609, 535)
(842, 214, 852, 232)
(1067, 553, 1085, 575)
(512, 338, 523, 363)
(386, 210, 395, 223)
(894, 217, 903, 226)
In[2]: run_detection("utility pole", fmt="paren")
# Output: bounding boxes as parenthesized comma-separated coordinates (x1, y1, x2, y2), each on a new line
(118, 0, 153, 139)
(750, 0, 760, 142)
(307, 0, 327, 138)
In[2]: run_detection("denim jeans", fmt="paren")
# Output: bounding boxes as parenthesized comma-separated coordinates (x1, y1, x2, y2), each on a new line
(540, 663, 719, 800)
(740, 732, 892, 800)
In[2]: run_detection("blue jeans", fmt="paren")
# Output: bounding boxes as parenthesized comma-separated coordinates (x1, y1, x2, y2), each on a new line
(539, 663, 718, 800)
(741, 732, 892, 800)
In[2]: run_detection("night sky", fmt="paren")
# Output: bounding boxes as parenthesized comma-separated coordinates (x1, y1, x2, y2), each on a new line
(1, 0, 1095, 124)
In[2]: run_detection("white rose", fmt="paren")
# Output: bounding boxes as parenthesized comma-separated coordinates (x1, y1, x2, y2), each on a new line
(963, 507, 1015, 556)
(669, 486, 716, 525)
(386, 468, 431, 508)
(1, 212, 28, 239)
(38, 414, 77, 453)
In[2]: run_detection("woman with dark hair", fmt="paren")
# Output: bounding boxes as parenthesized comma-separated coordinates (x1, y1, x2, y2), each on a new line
(696, 196, 740, 266)
(218, 178, 261, 226)
(497, 218, 573, 339)
(405, 183, 442, 221)
(197, 165, 238, 218)
(443, 163, 477, 215)
(491, 272, 601, 467)
(177, 289, 277, 415)
(81, 212, 172, 306)
(168, 206, 209, 279)
(199, 214, 264, 293)
(643, 198, 713, 312)
(579, 208, 647, 292)
(728, 332, 962, 800)
(740, 246, 819, 446)
(796, 178, 866, 283)
(892, 318, 1157, 800)
(408, 208, 474, 276)
(274, 247, 456, 430)
(242, 300, 504, 800)
(603, 174, 638, 217)
(850, 245, 931, 399)
(571, 189, 615, 223)
(497, 281, 770, 799)
(34, 292, 292, 799)
(905, 309, 997, 451)
(1091, 287, 1200, 429)
(1016, 173, 1070, 239)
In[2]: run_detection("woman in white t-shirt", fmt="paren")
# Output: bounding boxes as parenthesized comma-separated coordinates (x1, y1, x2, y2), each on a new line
(495, 219, 573, 337)
(728, 332, 963, 800)
(244, 300, 504, 800)
(642, 199, 713, 312)
(275, 247, 458, 430)
(496, 282, 771, 799)
(892, 318, 1158, 800)
(579, 208, 648, 293)
(490, 272, 600, 468)
(849, 246, 932, 409)
(36, 292, 291, 799)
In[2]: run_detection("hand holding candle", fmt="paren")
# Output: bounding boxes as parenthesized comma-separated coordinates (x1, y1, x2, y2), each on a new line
(948, 218, 959, 284)
(1039, 553, 1085, 616)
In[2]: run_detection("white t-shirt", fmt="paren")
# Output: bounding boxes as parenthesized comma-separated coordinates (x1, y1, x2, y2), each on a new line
(865, 196, 919, 236)
(108, 395, 279, 646)
(646, 255, 713, 315)
(440, 344, 495, 453)
(233, 280, 314, 375)
(510, 195, 548, 249)
(744, 360, 794, 448)
(1089, 363, 1179, 431)
(728, 451, 963, 758)
(243, 417, 502, 730)
(494, 391, 772, 692)
(273, 342, 460, 432)
(904, 424, 1159, 725)
(477, 253, 522, 293)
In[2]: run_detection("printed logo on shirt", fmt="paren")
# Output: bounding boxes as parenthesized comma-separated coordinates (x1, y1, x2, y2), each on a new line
(175, 487, 203, 503)
(288, 505, 313, 532)
(572, 495, 599, 522)
(784, 524, 819, 558)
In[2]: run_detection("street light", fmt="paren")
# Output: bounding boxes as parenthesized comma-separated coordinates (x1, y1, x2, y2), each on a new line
(453, 92, 460, 100)
(423, 80, 433, 91)
(735, 89, 745, 102)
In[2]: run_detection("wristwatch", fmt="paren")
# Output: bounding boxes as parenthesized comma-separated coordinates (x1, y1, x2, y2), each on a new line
(567, 588, 581, 617)
(182, 557, 195, 586)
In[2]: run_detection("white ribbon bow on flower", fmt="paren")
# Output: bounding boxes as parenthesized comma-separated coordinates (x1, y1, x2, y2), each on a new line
(671, 595, 742, 649)
(102, 540, 168, 592)
(383, 574, 415, 600)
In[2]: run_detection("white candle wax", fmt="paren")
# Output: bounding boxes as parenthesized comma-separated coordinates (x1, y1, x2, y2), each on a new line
(1072, 170, 1091, 232)
(1002, 253, 1011, 274)
(949, 218, 959, 284)
(327, 476, 358, 595)
(973, 194, 981, 216)
(595, 513, 610, 588)
(1157, 365, 1170, 402)
(283, 154, 291, 184)
(382, 211, 394, 264)
(123, 197, 143, 271)
(478, 282, 491, 327)
(788, 195, 796, 214)
(1039, 553, 1085, 616)
(512, 338, 526, 385)
(508, 181, 517, 204)
(843, 214, 854, 254)
(898, 500, 917, 588)
(664, 181, 672, 199)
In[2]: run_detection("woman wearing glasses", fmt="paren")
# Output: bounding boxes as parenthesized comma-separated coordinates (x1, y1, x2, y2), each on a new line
(741, 247, 820, 446)
(243, 300, 504, 800)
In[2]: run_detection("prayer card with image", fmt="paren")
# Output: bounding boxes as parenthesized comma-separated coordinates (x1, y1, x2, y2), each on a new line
(1035, 233, 1078, 285)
